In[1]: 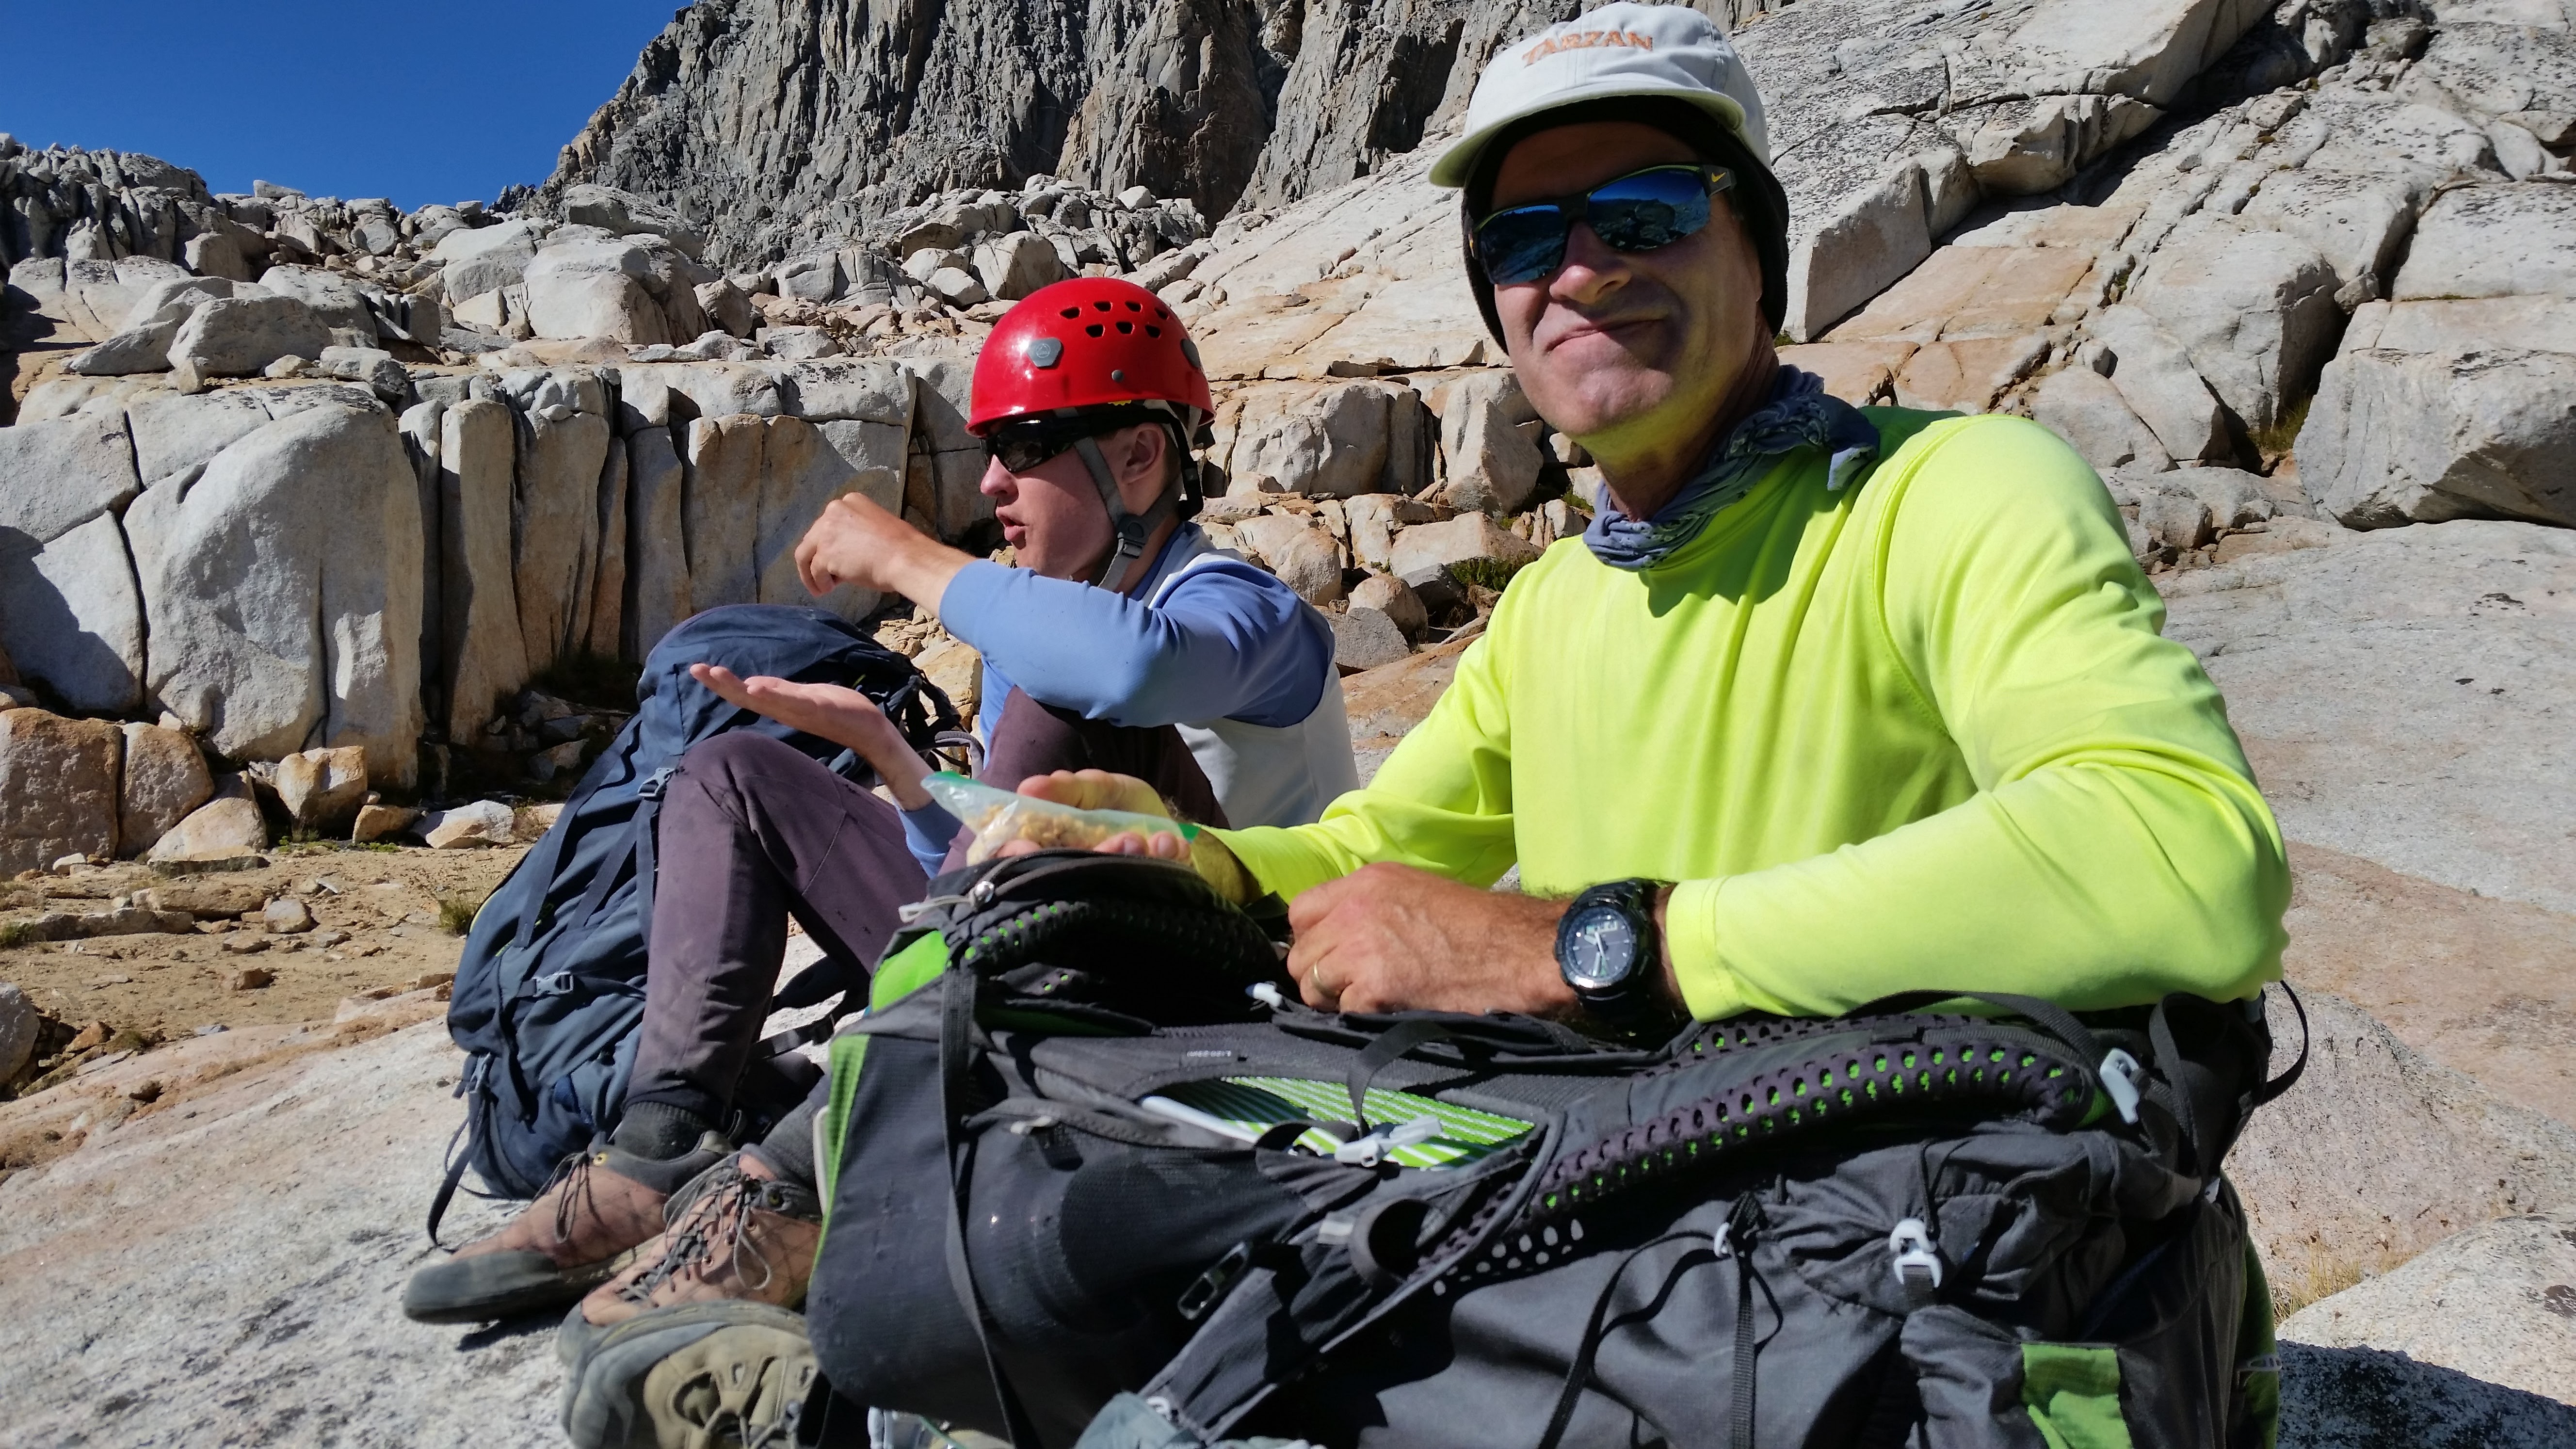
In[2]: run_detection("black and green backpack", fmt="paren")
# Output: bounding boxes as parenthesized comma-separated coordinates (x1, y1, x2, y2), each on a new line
(796, 850, 2301, 1449)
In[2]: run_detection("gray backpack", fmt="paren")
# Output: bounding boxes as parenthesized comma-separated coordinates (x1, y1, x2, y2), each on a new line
(800, 852, 2303, 1449)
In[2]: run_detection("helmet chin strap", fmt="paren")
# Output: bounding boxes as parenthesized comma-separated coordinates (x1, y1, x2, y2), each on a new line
(1073, 434, 1178, 591)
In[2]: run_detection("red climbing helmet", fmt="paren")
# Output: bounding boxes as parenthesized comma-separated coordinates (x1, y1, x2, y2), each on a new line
(968, 277, 1214, 435)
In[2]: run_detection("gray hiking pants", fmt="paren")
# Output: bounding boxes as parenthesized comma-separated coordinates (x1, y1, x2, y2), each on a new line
(623, 688, 1224, 1128)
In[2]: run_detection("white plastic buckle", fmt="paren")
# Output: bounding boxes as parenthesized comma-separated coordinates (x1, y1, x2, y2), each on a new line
(1888, 1218, 1944, 1289)
(1332, 1115, 1440, 1167)
(1712, 1223, 1735, 1259)
(1248, 982, 1288, 1011)
(2099, 1047, 2145, 1125)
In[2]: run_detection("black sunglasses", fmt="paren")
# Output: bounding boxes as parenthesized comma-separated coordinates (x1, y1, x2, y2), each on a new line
(1471, 164, 1736, 287)
(984, 422, 1098, 475)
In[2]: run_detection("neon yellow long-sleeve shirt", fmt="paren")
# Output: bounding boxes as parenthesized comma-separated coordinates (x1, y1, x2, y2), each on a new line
(1213, 410, 2288, 1020)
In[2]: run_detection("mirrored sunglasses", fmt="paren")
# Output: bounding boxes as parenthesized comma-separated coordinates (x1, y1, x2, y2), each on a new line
(1472, 164, 1736, 288)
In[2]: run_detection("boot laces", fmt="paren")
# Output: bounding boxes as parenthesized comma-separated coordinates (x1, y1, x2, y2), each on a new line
(622, 1164, 796, 1303)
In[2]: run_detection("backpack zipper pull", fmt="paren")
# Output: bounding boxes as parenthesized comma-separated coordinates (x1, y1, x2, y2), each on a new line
(896, 878, 996, 925)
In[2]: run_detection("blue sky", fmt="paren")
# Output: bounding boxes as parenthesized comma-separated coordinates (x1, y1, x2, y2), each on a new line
(0, 1, 681, 209)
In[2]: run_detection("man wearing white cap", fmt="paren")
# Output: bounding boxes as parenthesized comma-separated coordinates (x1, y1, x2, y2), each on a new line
(1016, 3, 2289, 1438)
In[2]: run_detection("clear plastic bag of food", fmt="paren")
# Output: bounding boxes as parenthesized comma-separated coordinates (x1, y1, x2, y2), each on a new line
(921, 772, 1200, 864)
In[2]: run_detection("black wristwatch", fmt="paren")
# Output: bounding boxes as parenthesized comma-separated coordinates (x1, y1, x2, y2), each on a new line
(1555, 878, 1677, 1036)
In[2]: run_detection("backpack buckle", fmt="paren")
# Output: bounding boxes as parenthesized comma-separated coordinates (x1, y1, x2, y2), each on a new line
(1887, 1218, 1944, 1290)
(1176, 1241, 1253, 1321)
(637, 766, 676, 801)
(530, 970, 576, 998)
(2099, 1047, 2145, 1124)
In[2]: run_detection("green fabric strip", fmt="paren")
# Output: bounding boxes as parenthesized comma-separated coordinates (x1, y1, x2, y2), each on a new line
(2238, 1242, 2281, 1449)
(2021, 1343, 2132, 1449)
(814, 1032, 869, 1243)
(1156, 1077, 1533, 1168)
(871, 931, 948, 1010)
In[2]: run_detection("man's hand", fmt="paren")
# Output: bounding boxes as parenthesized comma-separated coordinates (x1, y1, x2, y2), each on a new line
(794, 491, 975, 612)
(689, 663, 932, 808)
(1286, 864, 1578, 1016)
(1010, 770, 1257, 901)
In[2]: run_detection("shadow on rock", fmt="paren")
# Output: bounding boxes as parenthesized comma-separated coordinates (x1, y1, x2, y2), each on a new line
(2282, 1343, 2576, 1449)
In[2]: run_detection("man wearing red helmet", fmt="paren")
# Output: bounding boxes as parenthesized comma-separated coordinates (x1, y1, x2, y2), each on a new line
(406, 278, 1356, 1327)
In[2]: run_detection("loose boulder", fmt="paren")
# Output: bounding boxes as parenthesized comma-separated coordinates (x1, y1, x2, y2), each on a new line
(422, 800, 514, 849)
(1331, 607, 1412, 671)
(272, 745, 369, 836)
(118, 722, 213, 858)
(1231, 513, 1347, 606)
(971, 232, 1064, 302)
(124, 403, 425, 785)
(146, 774, 268, 866)
(167, 296, 332, 379)
(2299, 299, 2576, 529)
(1433, 372, 1547, 515)
(0, 709, 122, 875)
(1390, 514, 1544, 579)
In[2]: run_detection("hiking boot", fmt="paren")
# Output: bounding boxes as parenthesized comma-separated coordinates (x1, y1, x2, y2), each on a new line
(557, 1300, 821, 1449)
(403, 1131, 732, 1324)
(575, 1152, 824, 1329)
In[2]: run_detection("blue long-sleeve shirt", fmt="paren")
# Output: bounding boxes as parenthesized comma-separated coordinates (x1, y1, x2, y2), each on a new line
(893, 524, 1336, 873)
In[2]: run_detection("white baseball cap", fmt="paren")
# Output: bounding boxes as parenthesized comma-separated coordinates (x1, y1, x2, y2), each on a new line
(1430, 2, 1772, 190)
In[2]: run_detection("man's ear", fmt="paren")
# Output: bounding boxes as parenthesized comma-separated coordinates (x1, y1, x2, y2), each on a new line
(1115, 423, 1169, 508)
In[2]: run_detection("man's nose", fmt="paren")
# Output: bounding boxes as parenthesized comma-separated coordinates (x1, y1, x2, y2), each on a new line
(979, 456, 1016, 498)
(1548, 222, 1631, 305)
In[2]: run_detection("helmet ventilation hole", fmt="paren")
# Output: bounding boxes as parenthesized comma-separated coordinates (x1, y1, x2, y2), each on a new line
(1145, 324, 1162, 338)
(1115, 321, 1134, 334)
(1093, 300, 1113, 311)
(1126, 300, 1143, 311)
(1058, 306, 1080, 319)
(1085, 323, 1105, 337)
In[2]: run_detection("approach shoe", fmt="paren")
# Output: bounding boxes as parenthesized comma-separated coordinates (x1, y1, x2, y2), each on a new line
(575, 1152, 825, 1330)
(558, 1299, 821, 1449)
(403, 1130, 733, 1324)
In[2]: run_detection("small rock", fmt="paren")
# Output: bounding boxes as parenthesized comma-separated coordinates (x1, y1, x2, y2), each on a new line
(1348, 573, 1429, 641)
(127, 1079, 162, 1103)
(309, 930, 348, 949)
(0, 981, 37, 1082)
(90, 974, 134, 988)
(925, 266, 989, 308)
(1332, 607, 1414, 671)
(513, 803, 565, 841)
(219, 935, 269, 955)
(65, 1020, 109, 1053)
(261, 897, 315, 934)
(1400, 565, 1469, 625)
(273, 745, 370, 837)
(420, 800, 514, 850)
(350, 803, 419, 844)
(50, 854, 93, 873)
(224, 966, 274, 991)
(135, 880, 264, 918)
(412, 970, 456, 992)
(1389, 515, 1544, 580)
(526, 740, 588, 783)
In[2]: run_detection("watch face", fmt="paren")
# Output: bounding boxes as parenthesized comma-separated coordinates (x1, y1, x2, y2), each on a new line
(1562, 905, 1638, 992)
